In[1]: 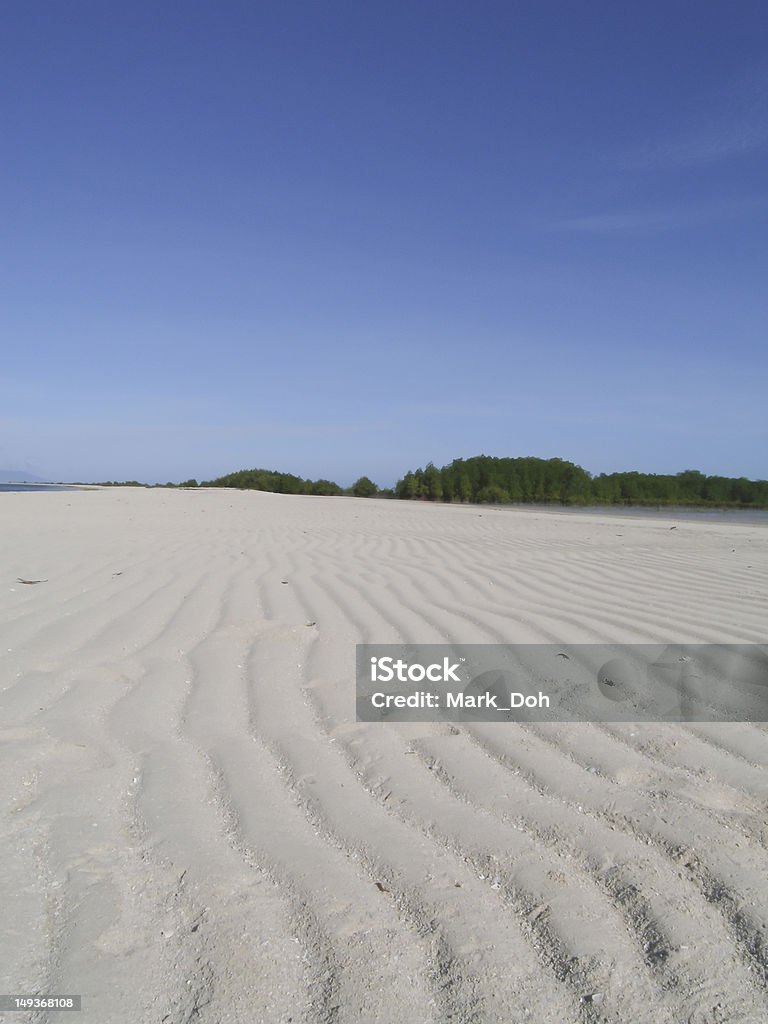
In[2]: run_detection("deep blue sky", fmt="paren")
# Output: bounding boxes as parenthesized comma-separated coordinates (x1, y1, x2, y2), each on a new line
(2, 2, 766, 485)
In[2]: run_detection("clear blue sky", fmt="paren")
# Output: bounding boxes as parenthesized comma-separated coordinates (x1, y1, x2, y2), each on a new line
(2, 2, 766, 485)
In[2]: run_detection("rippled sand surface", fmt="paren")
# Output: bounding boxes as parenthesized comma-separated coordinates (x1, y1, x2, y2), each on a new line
(1, 487, 767, 1023)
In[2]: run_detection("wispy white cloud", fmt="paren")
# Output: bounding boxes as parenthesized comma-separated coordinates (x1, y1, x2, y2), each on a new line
(621, 65, 768, 171)
(554, 195, 768, 234)
(626, 118, 765, 171)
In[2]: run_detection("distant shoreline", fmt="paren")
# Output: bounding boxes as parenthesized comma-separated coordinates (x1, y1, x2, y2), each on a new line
(4, 483, 767, 525)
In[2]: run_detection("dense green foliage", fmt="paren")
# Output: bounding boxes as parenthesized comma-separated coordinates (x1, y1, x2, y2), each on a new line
(394, 457, 768, 508)
(589, 468, 768, 506)
(200, 467, 344, 496)
(352, 475, 378, 497)
(311, 479, 345, 496)
(94, 480, 147, 487)
(395, 457, 592, 504)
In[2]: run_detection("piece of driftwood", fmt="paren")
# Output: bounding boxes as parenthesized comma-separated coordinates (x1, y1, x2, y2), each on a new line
(17, 577, 48, 584)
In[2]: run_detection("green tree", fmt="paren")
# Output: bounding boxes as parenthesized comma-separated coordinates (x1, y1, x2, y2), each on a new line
(423, 462, 443, 501)
(352, 476, 378, 497)
(395, 472, 416, 499)
(312, 479, 343, 496)
(476, 484, 510, 504)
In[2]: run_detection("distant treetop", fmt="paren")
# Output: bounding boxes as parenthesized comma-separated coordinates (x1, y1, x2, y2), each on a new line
(394, 456, 768, 508)
(201, 467, 347, 496)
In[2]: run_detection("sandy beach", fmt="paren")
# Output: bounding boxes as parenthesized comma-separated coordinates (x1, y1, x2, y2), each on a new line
(1, 487, 767, 1024)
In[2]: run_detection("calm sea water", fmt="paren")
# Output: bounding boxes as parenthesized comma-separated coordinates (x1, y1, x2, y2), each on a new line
(0, 483, 77, 492)
(505, 503, 768, 526)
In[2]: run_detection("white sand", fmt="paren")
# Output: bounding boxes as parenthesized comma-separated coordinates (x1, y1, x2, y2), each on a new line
(1, 487, 767, 1023)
